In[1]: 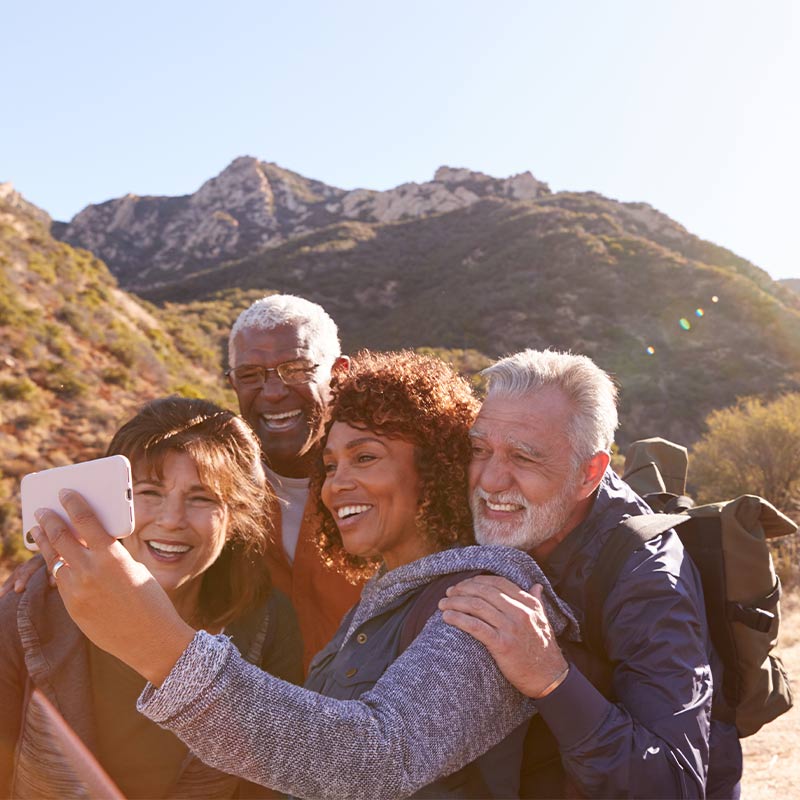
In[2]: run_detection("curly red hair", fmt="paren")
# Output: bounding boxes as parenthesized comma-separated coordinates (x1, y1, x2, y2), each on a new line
(313, 350, 480, 579)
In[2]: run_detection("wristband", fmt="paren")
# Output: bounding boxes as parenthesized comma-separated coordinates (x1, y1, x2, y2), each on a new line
(536, 665, 570, 698)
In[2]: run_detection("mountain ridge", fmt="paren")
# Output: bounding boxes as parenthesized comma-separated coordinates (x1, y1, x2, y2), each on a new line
(4, 162, 800, 556)
(54, 157, 552, 288)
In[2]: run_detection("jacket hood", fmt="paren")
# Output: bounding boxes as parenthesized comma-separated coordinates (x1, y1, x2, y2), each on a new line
(346, 545, 580, 645)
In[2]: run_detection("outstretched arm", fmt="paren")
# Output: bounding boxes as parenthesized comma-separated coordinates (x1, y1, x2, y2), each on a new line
(31, 490, 537, 799)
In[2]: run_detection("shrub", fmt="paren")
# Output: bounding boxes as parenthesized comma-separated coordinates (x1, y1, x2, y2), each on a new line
(101, 366, 132, 388)
(169, 383, 207, 399)
(690, 393, 800, 511)
(41, 365, 90, 398)
(0, 377, 38, 401)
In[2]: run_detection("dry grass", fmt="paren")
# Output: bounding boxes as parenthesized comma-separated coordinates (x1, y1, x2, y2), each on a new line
(740, 587, 800, 798)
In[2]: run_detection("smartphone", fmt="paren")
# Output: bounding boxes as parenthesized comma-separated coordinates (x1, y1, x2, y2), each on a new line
(21, 455, 135, 551)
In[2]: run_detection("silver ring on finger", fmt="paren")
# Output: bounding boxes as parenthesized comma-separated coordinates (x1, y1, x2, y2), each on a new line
(52, 557, 68, 579)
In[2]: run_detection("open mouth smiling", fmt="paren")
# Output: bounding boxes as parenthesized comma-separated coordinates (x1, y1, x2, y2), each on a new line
(484, 499, 526, 513)
(260, 409, 303, 431)
(336, 504, 373, 520)
(146, 540, 193, 561)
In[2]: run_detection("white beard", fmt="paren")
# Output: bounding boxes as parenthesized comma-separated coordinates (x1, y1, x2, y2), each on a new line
(471, 477, 580, 551)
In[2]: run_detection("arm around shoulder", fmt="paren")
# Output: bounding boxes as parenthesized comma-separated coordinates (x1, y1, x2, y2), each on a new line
(540, 536, 712, 799)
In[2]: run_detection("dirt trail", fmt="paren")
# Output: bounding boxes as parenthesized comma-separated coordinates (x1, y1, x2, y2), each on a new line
(740, 589, 799, 798)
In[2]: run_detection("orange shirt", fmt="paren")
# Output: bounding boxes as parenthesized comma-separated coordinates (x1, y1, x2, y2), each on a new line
(265, 494, 364, 673)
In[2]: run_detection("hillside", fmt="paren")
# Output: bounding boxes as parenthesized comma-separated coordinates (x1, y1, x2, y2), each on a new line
(780, 278, 800, 295)
(0, 183, 237, 559)
(139, 191, 800, 448)
(55, 158, 549, 290)
(6, 159, 800, 554)
(47, 158, 800, 450)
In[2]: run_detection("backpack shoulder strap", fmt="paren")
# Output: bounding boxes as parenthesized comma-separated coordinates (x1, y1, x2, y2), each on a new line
(585, 513, 688, 656)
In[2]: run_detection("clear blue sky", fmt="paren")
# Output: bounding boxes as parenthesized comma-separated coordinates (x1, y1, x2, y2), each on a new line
(4, 1, 798, 279)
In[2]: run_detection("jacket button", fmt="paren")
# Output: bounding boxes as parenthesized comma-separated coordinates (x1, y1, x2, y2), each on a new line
(345, 667, 358, 678)
(356, 633, 368, 644)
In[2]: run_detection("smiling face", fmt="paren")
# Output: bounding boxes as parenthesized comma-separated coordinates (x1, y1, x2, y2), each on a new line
(321, 422, 431, 571)
(230, 323, 343, 478)
(468, 387, 595, 557)
(122, 451, 230, 618)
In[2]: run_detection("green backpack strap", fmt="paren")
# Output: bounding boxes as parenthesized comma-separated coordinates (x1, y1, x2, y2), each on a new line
(584, 513, 690, 656)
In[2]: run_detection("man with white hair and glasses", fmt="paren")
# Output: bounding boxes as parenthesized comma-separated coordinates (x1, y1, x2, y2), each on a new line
(225, 294, 362, 671)
(440, 349, 742, 799)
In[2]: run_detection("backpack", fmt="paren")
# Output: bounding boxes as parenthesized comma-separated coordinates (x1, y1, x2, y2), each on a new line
(585, 437, 795, 738)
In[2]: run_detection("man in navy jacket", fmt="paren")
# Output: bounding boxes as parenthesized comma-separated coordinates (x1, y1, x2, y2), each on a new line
(440, 348, 742, 799)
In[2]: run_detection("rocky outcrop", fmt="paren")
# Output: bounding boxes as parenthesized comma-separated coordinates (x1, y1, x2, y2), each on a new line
(0, 183, 51, 237)
(55, 158, 551, 288)
(56, 157, 343, 287)
(338, 167, 549, 223)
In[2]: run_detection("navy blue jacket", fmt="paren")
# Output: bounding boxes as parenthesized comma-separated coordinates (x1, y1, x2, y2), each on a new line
(527, 468, 742, 798)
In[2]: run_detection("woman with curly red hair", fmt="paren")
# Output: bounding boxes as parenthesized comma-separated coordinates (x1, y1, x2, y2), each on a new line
(31, 351, 579, 799)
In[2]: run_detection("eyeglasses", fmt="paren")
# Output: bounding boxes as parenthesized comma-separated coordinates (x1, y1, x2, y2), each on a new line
(225, 359, 320, 388)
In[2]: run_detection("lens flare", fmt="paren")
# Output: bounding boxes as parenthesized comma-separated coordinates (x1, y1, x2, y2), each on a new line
(695, 308, 704, 317)
(679, 318, 691, 331)
(711, 296, 719, 303)
(646, 346, 655, 355)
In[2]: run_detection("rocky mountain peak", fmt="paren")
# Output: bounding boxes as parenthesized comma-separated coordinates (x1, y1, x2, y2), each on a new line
(54, 158, 549, 288)
(433, 166, 550, 200)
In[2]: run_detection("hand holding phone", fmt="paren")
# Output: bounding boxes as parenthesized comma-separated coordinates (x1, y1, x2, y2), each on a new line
(21, 455, 135, 551)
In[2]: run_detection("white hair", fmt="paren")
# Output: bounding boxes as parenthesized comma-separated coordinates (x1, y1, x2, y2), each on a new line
(482, 349, 618, 465)
(228, 294, 342, 367)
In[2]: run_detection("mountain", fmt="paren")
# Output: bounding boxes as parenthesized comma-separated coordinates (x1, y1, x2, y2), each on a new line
(47, 160, 800, 452)
(0, 183, 237, 559)
(56, 157, 549, 290)
(6, 159, 800, 554)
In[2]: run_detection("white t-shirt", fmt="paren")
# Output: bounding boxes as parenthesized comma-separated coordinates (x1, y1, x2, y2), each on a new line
(263, 463, 311, 565)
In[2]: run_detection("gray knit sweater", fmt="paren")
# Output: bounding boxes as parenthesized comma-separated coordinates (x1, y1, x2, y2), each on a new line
(138, 545, 580, 800)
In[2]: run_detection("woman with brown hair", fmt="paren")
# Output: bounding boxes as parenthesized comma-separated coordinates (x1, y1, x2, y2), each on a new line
(30, 352, 579, 799)
(0, 397, 301, 799)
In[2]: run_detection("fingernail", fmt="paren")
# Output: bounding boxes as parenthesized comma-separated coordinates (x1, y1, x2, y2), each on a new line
(58, 489, 73, 502)
(14, 581, 23, 593)
(34, 510, 45, 522)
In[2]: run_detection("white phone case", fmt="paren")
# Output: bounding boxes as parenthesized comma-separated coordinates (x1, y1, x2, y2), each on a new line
(21, 455, 135, 550)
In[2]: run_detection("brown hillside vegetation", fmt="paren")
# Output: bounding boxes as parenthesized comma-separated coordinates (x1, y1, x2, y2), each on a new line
(0, 189, 237, 559)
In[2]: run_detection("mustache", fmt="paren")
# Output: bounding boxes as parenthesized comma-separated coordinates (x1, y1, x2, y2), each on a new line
(472, 486, 529, 509)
